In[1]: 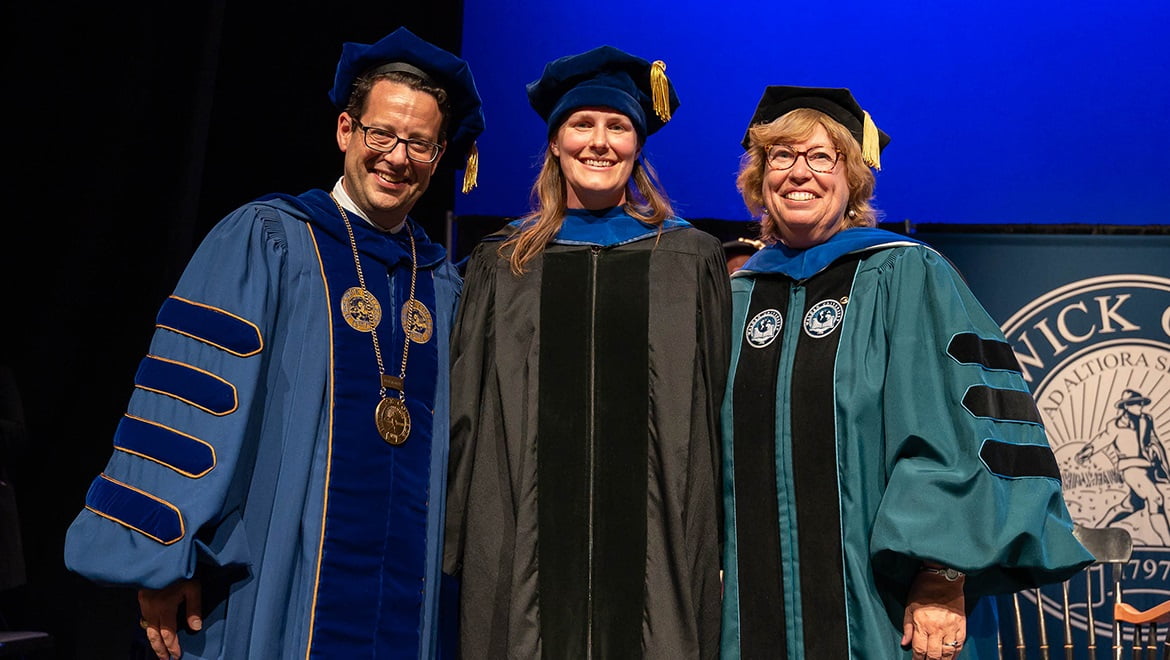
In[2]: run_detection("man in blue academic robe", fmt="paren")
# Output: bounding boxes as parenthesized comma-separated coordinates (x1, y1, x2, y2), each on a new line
(63, 27, 484, 659)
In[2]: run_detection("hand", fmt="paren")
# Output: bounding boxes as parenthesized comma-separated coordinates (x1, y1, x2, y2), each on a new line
(138, 579, 203, 659)
(901, 570, 966, 660)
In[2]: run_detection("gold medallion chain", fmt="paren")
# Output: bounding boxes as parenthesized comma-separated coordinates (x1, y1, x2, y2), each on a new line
(330, 193, 418, 445)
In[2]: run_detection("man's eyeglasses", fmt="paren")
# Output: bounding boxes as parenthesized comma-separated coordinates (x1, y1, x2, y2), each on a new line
(352, 118, 443, 163)
(766, 146, 841, 174)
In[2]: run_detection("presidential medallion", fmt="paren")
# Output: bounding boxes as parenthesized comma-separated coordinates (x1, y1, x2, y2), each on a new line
(341, 287, 381, 332)
(375, 396, 411, 445)
(401, 299, 433, 344)
(331, 193, 421, 449)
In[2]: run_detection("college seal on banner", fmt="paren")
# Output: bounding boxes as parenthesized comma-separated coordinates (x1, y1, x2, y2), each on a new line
(1002, 274, 1170, 640)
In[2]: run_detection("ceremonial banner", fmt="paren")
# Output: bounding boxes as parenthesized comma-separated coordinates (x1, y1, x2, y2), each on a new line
(919, 230, 1170, 659)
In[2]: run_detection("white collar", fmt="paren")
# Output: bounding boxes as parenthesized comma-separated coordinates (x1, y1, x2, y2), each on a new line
(332, 177, 404, 233)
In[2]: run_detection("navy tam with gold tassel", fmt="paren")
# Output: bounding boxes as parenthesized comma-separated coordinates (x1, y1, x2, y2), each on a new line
(525, 44, 681, 138)
(329, 26, 485, 193)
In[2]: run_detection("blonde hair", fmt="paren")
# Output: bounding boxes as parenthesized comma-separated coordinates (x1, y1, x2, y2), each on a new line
(499, 141, 676, 276)
(736, 108, 880, 244)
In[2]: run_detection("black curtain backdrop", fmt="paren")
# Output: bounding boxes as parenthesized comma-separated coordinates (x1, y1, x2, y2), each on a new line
(0, 3, 462, 657)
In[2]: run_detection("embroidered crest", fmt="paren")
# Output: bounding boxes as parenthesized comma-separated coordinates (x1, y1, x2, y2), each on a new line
(341, 287, 381, 332)
(803, 299, 845, 338)
(746, 309, 783, 348)
(401, 299, 434, 344)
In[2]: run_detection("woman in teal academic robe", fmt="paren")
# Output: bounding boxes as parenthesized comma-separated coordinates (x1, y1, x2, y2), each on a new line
(719, 85, 1094, 660)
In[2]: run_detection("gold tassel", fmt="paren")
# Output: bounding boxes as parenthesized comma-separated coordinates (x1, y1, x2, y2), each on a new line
(461, 142, 479, 194)
(861, 111, 881, 170)
(649, 60, 672, 122)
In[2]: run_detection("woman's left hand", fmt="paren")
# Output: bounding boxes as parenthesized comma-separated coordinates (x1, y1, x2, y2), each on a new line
(901, 569, 966, 659)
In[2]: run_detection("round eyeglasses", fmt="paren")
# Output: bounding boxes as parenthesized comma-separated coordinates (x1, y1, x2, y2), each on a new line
(766, 146, 841, 174)
(353, 118, 443, 163)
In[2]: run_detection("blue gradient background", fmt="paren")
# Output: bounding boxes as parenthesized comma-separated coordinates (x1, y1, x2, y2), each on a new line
(457, 0, 1169, 226)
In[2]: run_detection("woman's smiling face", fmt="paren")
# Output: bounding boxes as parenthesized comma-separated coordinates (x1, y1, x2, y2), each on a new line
(552, 107, 639, 210)
(762, 123, 850, 248)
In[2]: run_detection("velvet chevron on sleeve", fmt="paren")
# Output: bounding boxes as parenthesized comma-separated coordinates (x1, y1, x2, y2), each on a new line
(64, 188, 459, 659)
(719, 227, 1093, 660)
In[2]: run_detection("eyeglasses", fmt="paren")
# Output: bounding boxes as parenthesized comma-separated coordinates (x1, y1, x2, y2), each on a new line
(352, 118, 443, 163)
(766, 145, 841, 174)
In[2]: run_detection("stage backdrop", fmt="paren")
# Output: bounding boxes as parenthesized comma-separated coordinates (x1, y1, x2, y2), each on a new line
(920, 229, 1170, 658)
(457, 0, 1170, 227)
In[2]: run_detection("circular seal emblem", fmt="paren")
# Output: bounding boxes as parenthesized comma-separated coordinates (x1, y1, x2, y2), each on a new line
(375, 396, 411, 445)
(746, 309, 783, 348)
(401, 299, 434, 344)
(803, 299, 845, 338)
(341, 286, 381, 332)
(1002, 274, 1170, 634)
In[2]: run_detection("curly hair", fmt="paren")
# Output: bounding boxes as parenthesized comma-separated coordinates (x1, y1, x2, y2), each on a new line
(735, 108, 881, 244)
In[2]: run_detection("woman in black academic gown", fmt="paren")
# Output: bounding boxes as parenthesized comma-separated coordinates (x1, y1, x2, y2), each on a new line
(443, 45, 730, 659)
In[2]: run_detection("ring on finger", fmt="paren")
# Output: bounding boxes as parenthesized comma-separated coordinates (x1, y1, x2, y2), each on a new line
(944, 640, 963, 648)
